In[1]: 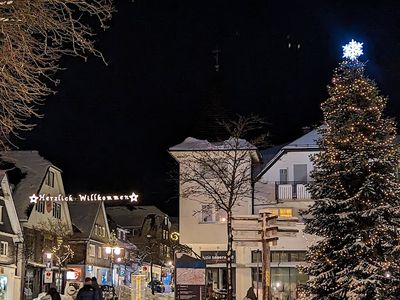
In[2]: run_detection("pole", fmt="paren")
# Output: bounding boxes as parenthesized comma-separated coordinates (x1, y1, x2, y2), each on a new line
(256, 249, 260, 300)
(261, 212, 271, 300)
(150, 260, 154, 295)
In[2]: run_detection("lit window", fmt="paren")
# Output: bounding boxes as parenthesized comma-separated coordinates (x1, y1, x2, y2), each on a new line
(0, 206, 3, 223)
(94, 225, 98, 235)
(0, 241, 8, 256)
(279, 208, 293, 218)
(89, 244, 96, 257)
(45, 171, 55, 188)
(266, 208, 279, 216)
(98, 246, 102, 259)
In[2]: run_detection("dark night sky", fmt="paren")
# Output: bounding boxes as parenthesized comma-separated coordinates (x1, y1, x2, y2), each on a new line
(14, 0, 400, 216)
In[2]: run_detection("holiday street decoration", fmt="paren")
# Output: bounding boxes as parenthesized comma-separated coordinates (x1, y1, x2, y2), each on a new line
(29, 192, 139, 203)
(301, 41, 400, 299)
(342, 39, 363, 60)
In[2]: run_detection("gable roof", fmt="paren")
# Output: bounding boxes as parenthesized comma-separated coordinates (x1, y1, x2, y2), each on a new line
(69, 201, 101, 239)
(255, 129, 320, 179)
(0, 151, 60, 220)
(281, 129, 320, 150)
(106, 205, 168, 229)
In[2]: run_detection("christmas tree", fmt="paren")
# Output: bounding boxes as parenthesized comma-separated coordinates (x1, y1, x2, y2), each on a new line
(302, 40, 400, 299)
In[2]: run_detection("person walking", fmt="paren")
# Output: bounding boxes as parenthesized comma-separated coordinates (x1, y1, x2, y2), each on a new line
(244, 286, 257, 300)
(91, 277, 104, 300)
(77, 277, 100, 300)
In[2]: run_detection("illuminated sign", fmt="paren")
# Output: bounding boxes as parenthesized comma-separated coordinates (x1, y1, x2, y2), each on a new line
(29, 192, 139, 203)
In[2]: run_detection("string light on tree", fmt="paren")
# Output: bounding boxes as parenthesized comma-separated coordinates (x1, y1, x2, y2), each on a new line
(342, 39, 363, 60)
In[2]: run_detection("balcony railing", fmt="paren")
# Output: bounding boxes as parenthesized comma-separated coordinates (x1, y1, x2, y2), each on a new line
(275, 181, 312, 200)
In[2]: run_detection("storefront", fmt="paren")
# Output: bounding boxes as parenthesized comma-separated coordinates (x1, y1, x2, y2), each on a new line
(24, 264, 44, 300)
(201, 251, 236, 292)
(0, 265, 19, 300)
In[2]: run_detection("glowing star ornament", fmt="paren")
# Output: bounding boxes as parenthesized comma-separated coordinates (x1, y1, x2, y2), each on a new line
(342, 39, 363, 60)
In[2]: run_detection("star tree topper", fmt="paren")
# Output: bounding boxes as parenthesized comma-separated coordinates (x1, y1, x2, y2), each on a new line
(342, 39, 363, 60)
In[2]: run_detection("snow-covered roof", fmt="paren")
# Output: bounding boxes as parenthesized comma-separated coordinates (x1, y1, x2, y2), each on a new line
(282, 129, 320, 150)
(69, 201, 101, 239)
(106, 205, 168, 229)
(169, 137, 257, 151)
(0, 151, 58, 220)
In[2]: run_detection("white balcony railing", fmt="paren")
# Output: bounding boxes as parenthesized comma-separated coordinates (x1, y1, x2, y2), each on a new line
(275, 182, 312, 200)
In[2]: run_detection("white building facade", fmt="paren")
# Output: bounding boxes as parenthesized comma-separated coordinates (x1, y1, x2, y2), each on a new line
(170, 130, 320, 300)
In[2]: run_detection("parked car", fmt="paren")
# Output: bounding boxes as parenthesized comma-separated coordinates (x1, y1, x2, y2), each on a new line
(148, 280, 165, 293)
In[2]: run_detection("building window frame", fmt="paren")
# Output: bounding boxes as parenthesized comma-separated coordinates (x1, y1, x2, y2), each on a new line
(45, 170, 55, 188)
(0, 241, 8, 256)
(88, 244, 96, 257)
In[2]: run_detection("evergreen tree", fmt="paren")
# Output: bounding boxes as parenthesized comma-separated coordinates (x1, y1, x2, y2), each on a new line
(302, 44, 400, 299)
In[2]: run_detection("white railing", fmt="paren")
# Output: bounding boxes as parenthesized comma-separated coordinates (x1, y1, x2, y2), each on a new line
(275, 182, 312, 200)
(278, 184, 293, 199)
(296, 184, 311, 199)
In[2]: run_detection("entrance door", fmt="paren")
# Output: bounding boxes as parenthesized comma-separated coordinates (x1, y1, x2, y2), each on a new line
(293, 164, 307, 183)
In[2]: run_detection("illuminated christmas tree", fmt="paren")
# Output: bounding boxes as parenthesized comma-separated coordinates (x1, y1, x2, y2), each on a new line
(301, 40, 400, 299)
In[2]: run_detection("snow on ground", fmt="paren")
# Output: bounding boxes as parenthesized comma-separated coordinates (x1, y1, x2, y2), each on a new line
(145, 291, 174, 300)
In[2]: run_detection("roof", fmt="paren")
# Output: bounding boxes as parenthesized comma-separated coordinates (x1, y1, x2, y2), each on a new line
(282, 129, 320, 150)
(106, 205, 168, 229)
(169, 137, 257, 151)
(0, 151, 58, 220)
(69, 201, 101, 239)
(253, 144, 286, 177)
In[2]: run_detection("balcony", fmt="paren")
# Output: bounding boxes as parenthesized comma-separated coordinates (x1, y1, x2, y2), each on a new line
(275, 181, 312, 200)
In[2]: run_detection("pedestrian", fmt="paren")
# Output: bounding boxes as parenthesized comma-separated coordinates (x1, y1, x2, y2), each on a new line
(77, 277, 100, 300)
(47, 287, 61, 300)
(244, 286, 257, 300)
(91, 277, 104, 300)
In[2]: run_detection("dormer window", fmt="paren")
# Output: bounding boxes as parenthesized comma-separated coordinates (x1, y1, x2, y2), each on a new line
(45, 171, 55, 188)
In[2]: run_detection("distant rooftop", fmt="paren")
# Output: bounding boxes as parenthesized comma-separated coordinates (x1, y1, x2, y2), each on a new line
(69, 201, 101, 239)
(169, 137, 257, 151)
(106, 205, 168, 229)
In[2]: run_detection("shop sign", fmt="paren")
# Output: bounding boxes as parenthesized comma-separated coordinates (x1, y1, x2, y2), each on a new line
(44, 271, 53, 284)
(175, 253, 206, 300)
(200, 251, 236, 264)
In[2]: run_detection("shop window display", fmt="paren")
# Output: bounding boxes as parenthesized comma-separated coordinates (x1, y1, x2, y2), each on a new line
(0, 275, 6, 300)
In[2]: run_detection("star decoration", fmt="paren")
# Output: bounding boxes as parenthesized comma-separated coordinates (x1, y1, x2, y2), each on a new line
(129, 192, 139, 202)
(29, 194, 39, 203)
(342, 39, 363, 60)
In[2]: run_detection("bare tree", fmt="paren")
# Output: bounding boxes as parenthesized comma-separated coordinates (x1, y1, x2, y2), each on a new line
(178, 115, 264, 300)
(35, 219, 74, 279)
(0, 0, 114, 148)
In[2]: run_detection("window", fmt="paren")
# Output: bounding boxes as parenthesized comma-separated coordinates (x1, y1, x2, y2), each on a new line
(52, 203, 61, 219)
(35, 201, 45, 213)
(279, 208, 293, 218)
(293, 164, 307, 183)
(279, 169, 288, 184)
(98, 246, 102, 259)
(251, 250, 262, 263)
(88, 244, 96, 257)
(271, 251, 307, 262)
(0, 206, 3, 224)
(265, 208, 293, 218)
(101, 227, 106, 237)
(201, 205, 213, 223)
(131, 229, 136, 236)
(94, 225, 98, 235)
(0, 241, 8, 256)
(45, 171, 55, 187)
(215, 209, 227, 222)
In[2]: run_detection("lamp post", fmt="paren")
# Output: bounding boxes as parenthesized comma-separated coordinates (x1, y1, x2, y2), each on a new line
(146, 234, 156, 295)
(105, 246, 122, 299)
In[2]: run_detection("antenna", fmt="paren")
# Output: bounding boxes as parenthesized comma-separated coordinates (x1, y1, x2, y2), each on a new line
(212, 47, 221, 72)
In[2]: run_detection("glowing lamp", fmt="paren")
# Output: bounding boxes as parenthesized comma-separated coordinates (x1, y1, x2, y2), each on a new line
(105, 247, 112, 255)
(114, 247, 121, 256)
(46, 253, 52, 260)
(116, 257, 122, 263)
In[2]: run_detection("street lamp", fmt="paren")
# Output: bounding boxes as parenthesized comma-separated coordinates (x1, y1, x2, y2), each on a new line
(105, 246, 123, 297)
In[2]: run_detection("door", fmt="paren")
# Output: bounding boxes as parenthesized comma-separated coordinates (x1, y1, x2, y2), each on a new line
(293, 164, 307, 183)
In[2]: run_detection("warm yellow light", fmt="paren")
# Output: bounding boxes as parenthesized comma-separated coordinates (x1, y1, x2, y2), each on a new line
(105, 247, 112, 254)
(46, 253, 52, 259)
(116, 257, 122, 263)
(114, 247, 121, 255)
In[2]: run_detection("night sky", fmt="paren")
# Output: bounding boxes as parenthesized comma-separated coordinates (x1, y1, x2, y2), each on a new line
(14, 0, 400, 216)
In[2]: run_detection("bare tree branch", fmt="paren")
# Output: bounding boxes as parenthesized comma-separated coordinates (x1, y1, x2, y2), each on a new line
(0, 0, 114, 149)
